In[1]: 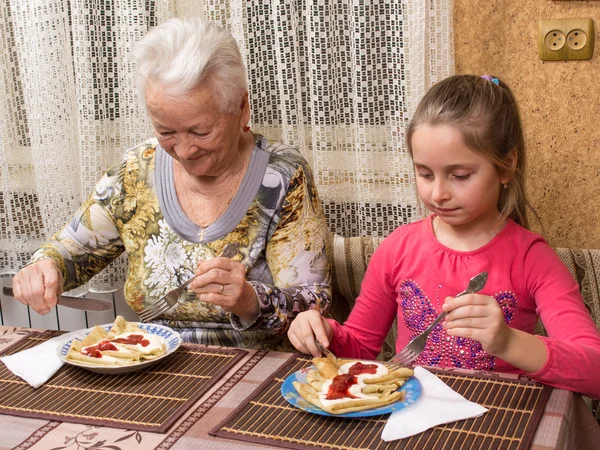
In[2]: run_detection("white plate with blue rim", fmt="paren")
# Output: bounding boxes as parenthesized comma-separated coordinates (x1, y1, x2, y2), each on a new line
(56, 322, 182, 375)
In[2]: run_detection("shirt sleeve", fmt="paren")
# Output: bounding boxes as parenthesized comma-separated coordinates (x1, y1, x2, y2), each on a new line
(29, 162, 126, 291)
(522, 240, 600, 398)
(231, 163, 332, 334)
(328, 238, 397, 359)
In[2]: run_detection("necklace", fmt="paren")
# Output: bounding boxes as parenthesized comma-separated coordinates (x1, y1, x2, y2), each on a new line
(176, 161, 244, 242)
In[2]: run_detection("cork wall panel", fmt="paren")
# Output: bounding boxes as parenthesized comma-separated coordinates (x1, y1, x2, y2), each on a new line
(454, 1, 600, 248)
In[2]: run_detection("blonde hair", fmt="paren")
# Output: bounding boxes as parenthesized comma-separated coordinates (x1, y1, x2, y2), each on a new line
(406, 74, 538, 229)
(131, 17, 247, 114)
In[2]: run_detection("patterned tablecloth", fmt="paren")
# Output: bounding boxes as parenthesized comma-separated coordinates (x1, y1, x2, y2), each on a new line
(0, 325, 598, 450)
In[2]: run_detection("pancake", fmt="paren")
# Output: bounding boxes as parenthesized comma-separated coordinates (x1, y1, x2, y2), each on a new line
(66, 316, 167, 366)
(294, 358, 414, 415)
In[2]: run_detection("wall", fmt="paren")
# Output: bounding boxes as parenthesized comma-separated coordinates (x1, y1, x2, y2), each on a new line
(454, 1, 600, 248)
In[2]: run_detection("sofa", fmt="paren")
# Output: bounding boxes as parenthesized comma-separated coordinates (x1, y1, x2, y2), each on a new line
(325, 233, 600, 420)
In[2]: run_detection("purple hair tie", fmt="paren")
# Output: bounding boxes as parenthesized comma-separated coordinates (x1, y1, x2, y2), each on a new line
(481, 75, 499, 85)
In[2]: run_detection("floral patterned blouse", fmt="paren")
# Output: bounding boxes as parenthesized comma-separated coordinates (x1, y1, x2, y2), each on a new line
(31, 134, 331, 351)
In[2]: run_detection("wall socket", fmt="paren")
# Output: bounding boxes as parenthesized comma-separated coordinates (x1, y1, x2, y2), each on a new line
(537, 18, 595, 61)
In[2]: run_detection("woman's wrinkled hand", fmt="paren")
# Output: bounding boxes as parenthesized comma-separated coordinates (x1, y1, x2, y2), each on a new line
(12, 260, 63, 315)
(191, 257, 259, 322)
(442, 293, 511, 356)
(287, 310, 333, 357)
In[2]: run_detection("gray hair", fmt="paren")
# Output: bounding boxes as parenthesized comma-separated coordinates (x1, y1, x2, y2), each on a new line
(131, 17, 248, 114)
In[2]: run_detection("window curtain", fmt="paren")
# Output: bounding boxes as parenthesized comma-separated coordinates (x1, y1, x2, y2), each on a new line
(0, 0, 453, 292)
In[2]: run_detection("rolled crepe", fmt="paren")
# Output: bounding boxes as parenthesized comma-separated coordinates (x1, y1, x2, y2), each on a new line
(363, 367, 414, 384)
(307, 370, 326, 391)
(293, 381, 404, 415)
(324, 391, 403, 414)
(108, 315, 142, 338)
(313, 357, 339, 379)
(81, 326, 108, 346)
(362, 382, 405, 394)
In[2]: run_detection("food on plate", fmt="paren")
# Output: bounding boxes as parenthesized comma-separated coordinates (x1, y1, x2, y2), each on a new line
(65, 316, 167, 366)
(293, 357, 414, 415)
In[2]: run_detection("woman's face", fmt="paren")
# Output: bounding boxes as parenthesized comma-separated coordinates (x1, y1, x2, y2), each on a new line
(145, 82, 249, 178)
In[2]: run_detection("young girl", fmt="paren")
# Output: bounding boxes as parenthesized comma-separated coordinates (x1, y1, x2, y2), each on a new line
(288, 74, 600, 398)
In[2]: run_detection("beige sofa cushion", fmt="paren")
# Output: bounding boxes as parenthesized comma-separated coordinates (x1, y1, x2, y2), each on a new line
(326, 234, 390, 359)
(553, 248, 600, 330)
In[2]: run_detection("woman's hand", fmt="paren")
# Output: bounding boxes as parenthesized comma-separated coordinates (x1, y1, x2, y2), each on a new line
(12, 260, 64, 315)
(191, 257, 259, 323)
(442, 293, 511, 356)
(287, 310, 334, 357)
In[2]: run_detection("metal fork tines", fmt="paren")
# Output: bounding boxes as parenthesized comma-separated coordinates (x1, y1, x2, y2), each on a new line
(138, 276, 194, 322)
(385, 361, 405, 373)
(138, 243, 240, 322)
(387, 271, 488, 367)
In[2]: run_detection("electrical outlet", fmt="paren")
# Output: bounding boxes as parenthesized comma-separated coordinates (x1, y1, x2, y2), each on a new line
(538, 18, 595, 61)
(545, 29, 565, 51)
(566, 29, 587, 51)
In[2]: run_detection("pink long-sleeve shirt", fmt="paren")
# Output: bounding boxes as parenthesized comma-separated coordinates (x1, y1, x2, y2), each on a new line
(329, 216, 600, 398)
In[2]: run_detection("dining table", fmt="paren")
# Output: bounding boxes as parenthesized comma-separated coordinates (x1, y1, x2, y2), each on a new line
(0, 324, 598, 450)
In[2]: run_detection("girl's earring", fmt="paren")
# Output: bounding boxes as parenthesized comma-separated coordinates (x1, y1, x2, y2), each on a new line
(503, 183, 508, 189)
(243, 125, 250, 133)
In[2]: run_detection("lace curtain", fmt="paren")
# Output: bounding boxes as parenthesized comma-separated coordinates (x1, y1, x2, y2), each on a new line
(0, 0, 453, 292)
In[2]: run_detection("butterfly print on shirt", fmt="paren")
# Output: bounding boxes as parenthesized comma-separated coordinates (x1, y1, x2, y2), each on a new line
(397, 280, 517, 370)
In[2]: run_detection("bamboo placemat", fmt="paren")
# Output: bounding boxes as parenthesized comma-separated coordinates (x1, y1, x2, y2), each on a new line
(210, 356, 552, 450)
(0, 330, 247, 432)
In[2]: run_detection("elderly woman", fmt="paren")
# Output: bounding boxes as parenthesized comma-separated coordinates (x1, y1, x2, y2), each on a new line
(11, 17, 331, 351)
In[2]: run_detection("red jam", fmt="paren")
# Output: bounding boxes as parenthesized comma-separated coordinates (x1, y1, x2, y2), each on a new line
(326, 374, 359, 400)
(348, 361, 378, 376)
(112, 334, 150, 347)
(82, 334, 149, 358)
(82, 340, 117, 358)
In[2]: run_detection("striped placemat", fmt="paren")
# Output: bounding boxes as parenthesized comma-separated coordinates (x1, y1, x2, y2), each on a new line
(210, 356, 552, 450)
(0, 331, 247, 432)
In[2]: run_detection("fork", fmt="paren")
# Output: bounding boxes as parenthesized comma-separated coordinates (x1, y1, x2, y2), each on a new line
(138, 243, 240, 322)
(386, 271, 488, 369)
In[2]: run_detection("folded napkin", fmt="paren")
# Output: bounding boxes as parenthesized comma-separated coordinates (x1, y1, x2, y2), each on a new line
(0, 333, 76, 388)
(382, 366, 488, 441)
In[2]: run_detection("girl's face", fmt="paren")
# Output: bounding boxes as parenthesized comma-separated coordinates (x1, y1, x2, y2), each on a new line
(411, 124, 511, 231)
(145, 82, 249, 178)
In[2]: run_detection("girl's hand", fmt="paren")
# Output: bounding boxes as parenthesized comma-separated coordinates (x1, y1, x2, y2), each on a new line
(442, 293, 511, 356)
(288, 310, 334, 357)
(12, 260, 64, 315)
(191, 257, 259, 323)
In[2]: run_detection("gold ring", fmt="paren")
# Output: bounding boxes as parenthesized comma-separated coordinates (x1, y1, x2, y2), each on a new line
(219, 284, 225, 295)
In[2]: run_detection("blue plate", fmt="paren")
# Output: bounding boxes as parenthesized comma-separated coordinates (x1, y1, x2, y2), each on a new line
(281, 366, 422, 418)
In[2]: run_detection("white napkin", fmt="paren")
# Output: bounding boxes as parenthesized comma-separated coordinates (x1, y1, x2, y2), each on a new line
(382, 366, 488, 441)
(0, 333, 76, 388)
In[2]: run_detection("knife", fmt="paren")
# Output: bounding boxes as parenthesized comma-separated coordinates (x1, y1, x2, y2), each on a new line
(315, 340, 339, 366)
(3, 286, 114, 311)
